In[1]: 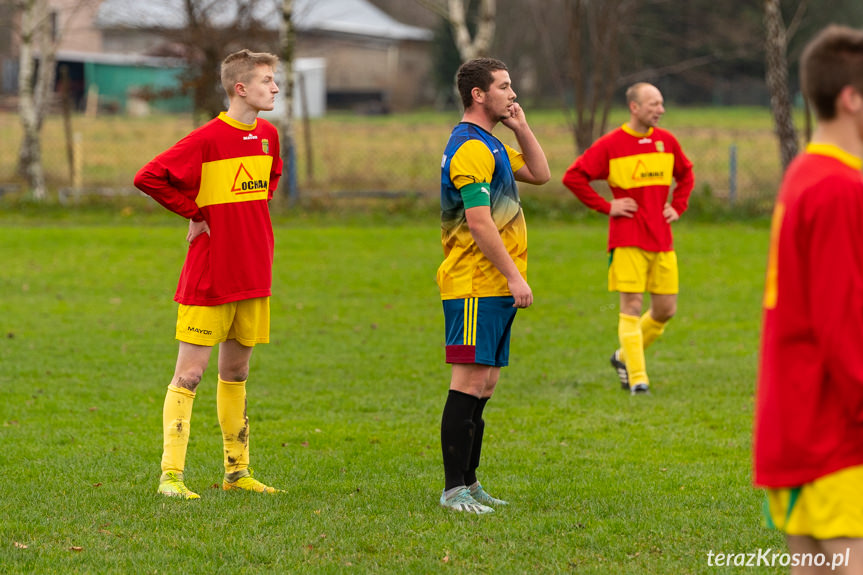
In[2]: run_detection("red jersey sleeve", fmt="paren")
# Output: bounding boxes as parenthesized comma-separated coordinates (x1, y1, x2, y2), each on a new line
(134, 132, 206, 221)
(669, 136, 694, 215)
(562, 140, 612, 215)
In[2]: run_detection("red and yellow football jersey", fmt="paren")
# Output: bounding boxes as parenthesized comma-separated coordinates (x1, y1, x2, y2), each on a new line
(562, 124, 694, 252)
(754, 144, 863, 487)
(134, 112, 282, 306)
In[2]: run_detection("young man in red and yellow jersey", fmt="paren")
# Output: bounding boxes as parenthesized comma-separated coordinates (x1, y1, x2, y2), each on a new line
(134, 49, 283, 499)
(754, 25, 863, 573)
(562, 83, 694, 394)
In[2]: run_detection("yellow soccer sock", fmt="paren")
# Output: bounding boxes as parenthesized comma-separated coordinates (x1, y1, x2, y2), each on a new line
(640, 311, 667, 350)
(217, 377, 249, 476)
(618, 313, 648, 386)
(618, 312, 669, 361)
(161, 385, 196, 474)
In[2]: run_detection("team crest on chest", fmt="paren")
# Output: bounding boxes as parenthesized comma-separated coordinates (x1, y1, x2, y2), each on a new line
(262, 139, 269, 154)
(655, 141, 665, 153)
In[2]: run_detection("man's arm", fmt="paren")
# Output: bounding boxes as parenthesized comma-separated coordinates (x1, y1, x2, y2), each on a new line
(669, 141, 695, 216)
(501, 103, 550, 185)
(464, 205, 532, 308)
(563, 159, 638, 217)
(134, 159, 204, 222)
(133, 131, 206, 221)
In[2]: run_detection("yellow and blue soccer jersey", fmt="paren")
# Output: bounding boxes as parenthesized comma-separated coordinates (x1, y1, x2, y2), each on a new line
(437, 122, 527, 300)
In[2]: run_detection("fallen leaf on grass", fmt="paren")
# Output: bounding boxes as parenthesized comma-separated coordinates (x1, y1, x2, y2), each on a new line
(14, 542, 28, 549)
(70, 546, 83, 552)
(92, 482, 102, 487)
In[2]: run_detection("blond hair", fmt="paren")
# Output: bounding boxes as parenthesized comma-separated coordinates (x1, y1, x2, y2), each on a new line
(220, 49, 279, 97)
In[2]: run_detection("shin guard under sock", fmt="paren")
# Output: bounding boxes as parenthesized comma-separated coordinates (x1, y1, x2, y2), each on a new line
(161, 385, 196, 474)
(440, 389, 479, 491)
(464, 397, 489, 486)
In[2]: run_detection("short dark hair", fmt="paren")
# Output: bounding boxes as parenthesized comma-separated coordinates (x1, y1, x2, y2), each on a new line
(456, 57, 508, 109)
(801, 25, 863, 120)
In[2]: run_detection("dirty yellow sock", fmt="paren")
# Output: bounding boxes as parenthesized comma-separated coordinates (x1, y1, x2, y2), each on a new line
(161, 385, 196, 474)
(217, 377, 249, 475)
(618, 313, 648, 386)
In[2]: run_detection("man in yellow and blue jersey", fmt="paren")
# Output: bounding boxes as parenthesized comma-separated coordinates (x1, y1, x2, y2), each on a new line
(437, 57, 550, 514)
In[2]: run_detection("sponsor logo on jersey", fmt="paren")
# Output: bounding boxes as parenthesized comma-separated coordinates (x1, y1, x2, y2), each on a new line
(243, 134, 259, 141)
(608, 152, 674, 189)
(638, 138, 652, 144)
(631, 159, 665, 182)
(231, 162, 269, 195)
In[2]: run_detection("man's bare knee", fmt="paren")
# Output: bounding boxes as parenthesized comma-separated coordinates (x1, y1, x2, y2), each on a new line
(172, 372, 203, 392)
(652, 308, 676, 323)
(220, 367, 249, 382)
(649, 294, 677, 322)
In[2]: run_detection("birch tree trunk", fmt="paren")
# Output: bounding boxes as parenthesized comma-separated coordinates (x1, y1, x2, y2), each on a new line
(280, 0, 298, 204)
(447, 0, 495, 61)
(764, 0, 800, 172)
(17, 0, 53, 199)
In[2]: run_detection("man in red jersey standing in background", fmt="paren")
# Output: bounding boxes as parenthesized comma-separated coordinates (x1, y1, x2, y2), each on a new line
(755, 25, 863, 573)
(562, 82, 693, 394)
(134, 49, 284, 499)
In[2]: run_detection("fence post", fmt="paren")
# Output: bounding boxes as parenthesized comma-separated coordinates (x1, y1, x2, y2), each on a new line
(729, 144, 737, 206)
(288, 143, 299, 207)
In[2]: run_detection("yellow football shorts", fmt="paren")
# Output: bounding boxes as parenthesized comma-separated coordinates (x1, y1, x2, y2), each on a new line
(764, 465, 863, 539)
(608, 247, 678, 294)
(176, 297, 270, 347)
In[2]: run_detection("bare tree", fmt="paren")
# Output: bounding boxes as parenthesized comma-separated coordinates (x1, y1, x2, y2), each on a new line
(764, 0, 806, 172)
(148, 0, 274, 124)
(416, 0, 496, 61)
(15, 0, 99, 199)
(565, 0, 637, 153)
(16, 0, 55, 199)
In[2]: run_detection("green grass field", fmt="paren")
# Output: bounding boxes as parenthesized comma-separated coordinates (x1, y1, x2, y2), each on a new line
(0, 211, 783, 574)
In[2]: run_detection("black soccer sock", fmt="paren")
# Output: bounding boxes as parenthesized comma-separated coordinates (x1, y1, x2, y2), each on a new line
(464, 396, 489, 486)
(440, 389, 480, 491)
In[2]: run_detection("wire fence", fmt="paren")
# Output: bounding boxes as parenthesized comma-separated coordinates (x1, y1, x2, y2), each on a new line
(0, 109, 785, 213)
